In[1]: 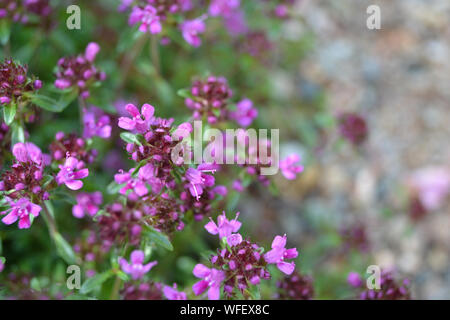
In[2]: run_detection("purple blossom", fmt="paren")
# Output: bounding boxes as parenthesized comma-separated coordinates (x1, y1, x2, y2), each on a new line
(118, 103, 155, 134)
(72, 192, 103, 218)
(1, 197, 41, 229)
(115, 169, 148, 197)
(83, 107, 112, 139)
(264, 234, 298, 275)
(409, 167, 450, 211)
(185, 164, 217, 200)
(129, 5, 162, 34)
(56, 156, 89, 190)
(181, 17, 206, 47)
(347, 272, 363, 288)
(192, 264, 225, 300)
(204, 211, 241, 239)
(12, 142, 44, 166)
(85, 42, 100, 62)
(280, 154, 304, 180)
(119, 250, 157, 280)
(230, 98, 258, 127)
(209, 0, 240, 18)
(163, 283, 187, 300)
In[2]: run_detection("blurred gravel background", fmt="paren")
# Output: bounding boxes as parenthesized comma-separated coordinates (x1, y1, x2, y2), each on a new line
(243, 0, 450, 299)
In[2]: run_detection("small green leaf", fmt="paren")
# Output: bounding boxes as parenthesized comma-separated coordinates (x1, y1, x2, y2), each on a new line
(30, 90, 76, 112)
(3, 101, 16, 125)
(53, 232, 76, 265)
(177, 88, 193, 99)
(120, 132, 142, 146)
(143, 225, 173, 251)
(0, 19, 10, 45)
(106, 180, 123, 195)
(80, 271, 114, 295)
(10, 122, 25, 146)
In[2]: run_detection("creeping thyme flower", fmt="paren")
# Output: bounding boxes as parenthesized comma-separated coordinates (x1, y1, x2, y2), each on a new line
(54, 42, 105, 99)
(97, 202, 143, 250)
(49, 132, 97, 164)
(185, 76, 233, 124)
(129, 4, 162, 34)
(275, 271, 315, 300)
(114, 168, 150, 198)
(204, 211, 241, 239)
(0, 142, 48, 201)
(238, 30, 273, 64)
(121, 282, 163, 300)
(119, 250, 158, 280)
(180, 17, 206, 48)
(230, 98, 258, 127)
(209, 0, 240, 18)
(280, 154, 304, 180)
(140, 193, 185, 234)
(192, 264, 226, 300)
(351, 270, 411, 300)
(82, 107, 112, 139)
(338, 112, 368, 145)
(72, 192, 102, 218)
(118, 103, 155, 134)
(0, 0, 52, 25)
(1, 197, 41, 229)
(264, 234, 298, 275)
(211, 236, 271, 297)
(180, 184, 227, 221)
(163, 283, 187, 300)
(347, 272, 363, 288)
(0, 58, 41, 106)
(56, 156, 89, 190)
(408, 167, 450, 212)
(340, 222, 370, 253)
(184, 163, 217, 200)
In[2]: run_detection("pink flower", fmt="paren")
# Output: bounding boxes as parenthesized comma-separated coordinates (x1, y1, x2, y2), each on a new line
(204, 211, 241, 239)
(114, 169, 149, 197)
(163, 283, 187, 300)
(118, 103, 155, 134)
(85, 42, 100, 62)
(264, 234, 298, 275)
(280, 154, 304, 180)
(72, 192, 103, 218)
(409, 167, 450, 211)
(185, 163, 217, 200)
(181, 17, 206, 47)
(192, 264, 225, 300)
(12, 142, 44, 166)
(129, 5, 162, 34)
(83, 108, 112, 139)
(1, 197, 41, 229)
(119, 250, 157, 280)
(230, 98, 258, 127)
(209, 0, 240, 18)
(226, 233, 243, 247)
(347, 272, 363, 288)
(56, 156, 89, 190)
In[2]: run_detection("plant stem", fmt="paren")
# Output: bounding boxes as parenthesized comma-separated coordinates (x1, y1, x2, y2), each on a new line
(110, 275, 122, 300)
(41, 201, 57, 237)
(150, 35, 161, 77)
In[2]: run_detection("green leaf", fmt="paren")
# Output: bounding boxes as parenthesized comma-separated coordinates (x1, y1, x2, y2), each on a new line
(29, 90, 77, 112)
(0, 19, 10, 45)
(10, 122, 25, 146)
(177, 88, 193, 99)
(120, 132, 142, 146)
(53, 232, 76, 265)
(3, 101, 16, 125)
(106, 180, 123, 195)
(80, 271, 114, 295)
(142, 225, 173, 251)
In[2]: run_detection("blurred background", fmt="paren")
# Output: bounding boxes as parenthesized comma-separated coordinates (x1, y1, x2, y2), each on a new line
(0, 0, 449, 299)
